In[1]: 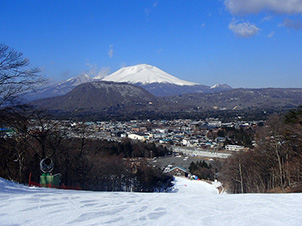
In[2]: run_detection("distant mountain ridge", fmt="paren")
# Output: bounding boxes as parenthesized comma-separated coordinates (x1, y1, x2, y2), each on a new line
(23, 74, 93, 101)
(137, 83, 233, 96)
(31, 83, 302, 119)
(210, 84, 232, 90)
(162, 88, 302, 111)
(23, 64, 232, 100)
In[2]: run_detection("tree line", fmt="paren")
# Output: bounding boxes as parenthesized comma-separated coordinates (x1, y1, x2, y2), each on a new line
(0, 109, 173, 191)
(221, 107, 302, 193)
(188, 160, 223, 181)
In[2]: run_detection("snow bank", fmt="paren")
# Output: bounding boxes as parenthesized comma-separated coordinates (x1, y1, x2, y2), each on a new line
(171, 177, 220, 194)
(0, 177, 302, 226)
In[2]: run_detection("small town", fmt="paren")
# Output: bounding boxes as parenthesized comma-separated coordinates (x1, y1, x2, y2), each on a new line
(1, 116, 262, 180)
(13, 116, 262, 157)
(29, 117, 259, 146)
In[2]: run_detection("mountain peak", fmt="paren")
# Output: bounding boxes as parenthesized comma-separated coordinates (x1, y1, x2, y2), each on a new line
(211, 84, 232, 89)
(23, 73, 93, 101)
(64, 74, 92, 86)
(102, 64, 198, 86)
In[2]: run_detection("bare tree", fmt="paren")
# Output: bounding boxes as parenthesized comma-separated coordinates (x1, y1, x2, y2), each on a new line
(0, 43, 45, 106)
(222, 110, 302, 194)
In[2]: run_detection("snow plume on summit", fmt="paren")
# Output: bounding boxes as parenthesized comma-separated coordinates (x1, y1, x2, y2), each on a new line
(61, 74, 92, 86)
(23, 74, 93, 101)
(101, 64, 198, 86)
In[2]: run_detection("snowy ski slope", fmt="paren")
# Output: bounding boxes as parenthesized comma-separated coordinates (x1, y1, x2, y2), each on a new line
(0, 177, 302, 226)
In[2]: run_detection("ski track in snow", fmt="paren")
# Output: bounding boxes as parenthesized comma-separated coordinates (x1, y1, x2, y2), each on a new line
(1, 177, 302, 226)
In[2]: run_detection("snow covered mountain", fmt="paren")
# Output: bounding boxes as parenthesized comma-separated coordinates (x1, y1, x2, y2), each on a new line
(210, 84, 231, 89)
(63, 74, 92, 86)
(23, 74, 93, 101)
(24, 64, 232, 101)
(210, 84, 233, 92)
(101, 64, 198, 86)
(101, 64, 232, 96)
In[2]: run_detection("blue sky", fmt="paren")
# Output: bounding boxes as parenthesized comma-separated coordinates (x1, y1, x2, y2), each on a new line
(1, 0, 302, 88)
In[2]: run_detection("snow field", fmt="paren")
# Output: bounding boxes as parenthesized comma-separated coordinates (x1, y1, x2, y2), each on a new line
(1, 177, 302, 226)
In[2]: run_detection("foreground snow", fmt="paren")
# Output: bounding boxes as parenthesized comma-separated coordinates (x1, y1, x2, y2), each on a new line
(1, 177, 302, 226)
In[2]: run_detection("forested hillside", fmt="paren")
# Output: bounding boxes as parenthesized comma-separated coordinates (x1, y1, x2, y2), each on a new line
(222, 107, 302, 193)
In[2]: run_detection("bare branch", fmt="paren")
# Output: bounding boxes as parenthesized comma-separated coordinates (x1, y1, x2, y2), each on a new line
(0, 43, 47, 107)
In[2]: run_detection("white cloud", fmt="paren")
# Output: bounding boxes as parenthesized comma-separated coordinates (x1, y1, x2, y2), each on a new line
(108, 44, 114, 58)
(145, 1, 158, 16)
(225, 0, 302, 15)
(281, 18, 302, 30)
(94, 67, 110, 79)
(262, 16, 273, 22)
(229, 20, 260, 38)
(268, 31, 275, 38)
(85, 63, 110, 79)
(85, 62, 97, 75)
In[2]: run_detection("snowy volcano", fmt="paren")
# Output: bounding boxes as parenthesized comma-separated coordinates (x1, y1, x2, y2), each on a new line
(101, 64, 198, 86)
(24, 64, 232, 101)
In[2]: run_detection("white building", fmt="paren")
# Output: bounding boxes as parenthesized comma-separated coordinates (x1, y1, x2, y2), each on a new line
(225, 145, 245, 152)
(128, 133, 146, 142)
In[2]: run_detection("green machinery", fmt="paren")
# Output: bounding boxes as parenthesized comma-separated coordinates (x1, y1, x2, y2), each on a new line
(39, 157, 61, 187)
